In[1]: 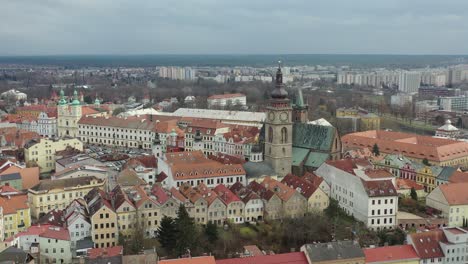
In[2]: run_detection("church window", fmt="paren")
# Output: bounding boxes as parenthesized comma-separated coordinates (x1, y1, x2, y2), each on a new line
(268, 127, 273, 143)
(281, 127, 288, 143)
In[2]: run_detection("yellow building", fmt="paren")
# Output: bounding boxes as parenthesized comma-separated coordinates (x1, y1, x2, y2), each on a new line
(0, 194, 31, 239)
(112, 186, 137, 238)
(85, 188, 119, 248)
(281, 173, 330, 213)
(426, 182, 468, 227)
(415, 165, 442, 193)
(24, 137, 83, 173)
(27, 176, 105, 219)
(336, 107, 380, 133)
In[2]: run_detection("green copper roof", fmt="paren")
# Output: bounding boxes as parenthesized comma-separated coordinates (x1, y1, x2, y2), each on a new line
(296, 88, 305, 108)
(94, 97, 101, 105)
(71, 90, 81, 105)
(292, 147, 310, 166)
(305, 152, 329, 168)
(58, 89, 67, 105)
(292, 123, 335, 151)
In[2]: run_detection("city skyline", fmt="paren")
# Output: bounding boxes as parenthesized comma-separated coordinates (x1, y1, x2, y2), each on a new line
(1, 0, 468, 56)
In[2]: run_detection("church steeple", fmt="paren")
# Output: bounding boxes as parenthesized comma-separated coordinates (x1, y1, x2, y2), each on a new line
(271, 61, 288, 100)
(293, 87, 308, 123)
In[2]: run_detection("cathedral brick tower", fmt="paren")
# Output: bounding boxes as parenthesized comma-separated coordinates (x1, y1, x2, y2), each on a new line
(264, 62, 292, 177)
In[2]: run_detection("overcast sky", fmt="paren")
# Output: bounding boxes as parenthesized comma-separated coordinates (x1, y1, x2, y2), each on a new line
(1, 0, 467, 55)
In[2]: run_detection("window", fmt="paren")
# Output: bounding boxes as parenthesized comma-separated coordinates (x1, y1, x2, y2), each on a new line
(268, 127, 273, 143)
(281, 127, 288, 143)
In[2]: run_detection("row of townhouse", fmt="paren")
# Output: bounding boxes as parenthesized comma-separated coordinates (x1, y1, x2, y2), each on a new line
(315, 159, 399, 231)
(373, 154, 468, 193)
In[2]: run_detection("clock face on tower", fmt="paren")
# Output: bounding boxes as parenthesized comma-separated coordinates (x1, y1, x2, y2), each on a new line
(268, 112, 275, 121)
(280, 112, 288, 122)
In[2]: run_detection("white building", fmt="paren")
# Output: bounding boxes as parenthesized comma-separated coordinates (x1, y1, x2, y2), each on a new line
(37, 112, 58, 138)
(207, 93, 247, 109)
(315, 160, 398, 230)
(435, 120, 460, 139)
(390, 93, 413, 107)
(157, 151, 247, 189)
(398, 71, 421, 94)
(39, 226, 72, 264)
(0, 89, 27, 101)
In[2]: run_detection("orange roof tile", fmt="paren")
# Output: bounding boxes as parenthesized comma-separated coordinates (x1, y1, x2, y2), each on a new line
(364, 245, 419, 263)
(439, 182, 468, 205)
(0, 194, 29, 215)
(160, 256, 216, 264)
(261, 177, 296, 202)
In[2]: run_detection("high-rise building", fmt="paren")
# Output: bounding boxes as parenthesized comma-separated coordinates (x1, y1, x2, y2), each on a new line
(398, 71, 421, 94)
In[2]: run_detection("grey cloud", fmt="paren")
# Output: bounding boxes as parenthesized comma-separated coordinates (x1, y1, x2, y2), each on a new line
(0, 0, 467, 55)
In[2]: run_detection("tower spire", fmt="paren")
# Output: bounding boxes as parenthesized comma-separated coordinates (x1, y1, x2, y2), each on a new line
(271, 60, 288, 99)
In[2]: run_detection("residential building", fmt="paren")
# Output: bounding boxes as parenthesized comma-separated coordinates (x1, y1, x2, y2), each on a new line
(301, 241, 366, 264)
(281, 173, 330, 212)
(229, 182, 264, 222)
(28, 176, 106, 218)
(124, 156, 157, 185)
(51, 165, 108, 180)
(63, 200, 91, 245)
(213, 184, 245, 224)
(316, 159, 398, 230)
(207, 93, 247, 109)
(85, 245, 123, 264)
(39, 226, 72, 263)
(407, 230, 445, 264)
(261, 177, 307, 219)
(364, 245, 419, 264)
(55, 153, 104, 172)
(0, 166, 40, 190)
(0, 246, 35, 264)
(111, 185, 137, 238)
(248, 181, 283, 220)
(0, 193, 31, 239)
(342, 130, 468, 168)
(37, 111, 58, 138)
(426, 182, 468, 227)
(151, 185, 181, 221)
(157, 151, 247, 189)
(24, 137, 83, 173)
(439, 227, 468, 264)
(179, 184, 209, 224)
(125, 186, 161, 237)
(438, 96, 468, 112)
(399, 71, 421, 94)
(84, 188, 119, 248)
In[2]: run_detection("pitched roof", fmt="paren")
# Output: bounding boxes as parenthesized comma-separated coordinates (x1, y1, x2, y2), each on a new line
(248, 181, 275, 201)
(438, 182, 468, 205)
(362, 179, 397, 197)
(281, 174, 321, 199)
(292, 122, 336, 151)
(29, 176, 102, 192)
(0, 194, 29, 215)
(302, 241, 365, 262)
(396, 178, 424, 191)
(39, 226, 70, 241)
(208, 93, 245, 100)
(409, 230, 446, 259)
(116, 168, 146, 187)
(261, 177, 296, 202)
(87, 246, 123, 259)
(448, 171, 468, 183)
(213, 184, 241, 205)
(364, 245, 419, 263)
(216, 252, 308, 264)
(343, 130, 468, 162)
(0, 166, 40, 189)
(160, 256, 216, 264)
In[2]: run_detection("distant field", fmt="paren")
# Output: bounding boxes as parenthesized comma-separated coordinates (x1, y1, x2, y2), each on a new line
(0, 54, 467, 68)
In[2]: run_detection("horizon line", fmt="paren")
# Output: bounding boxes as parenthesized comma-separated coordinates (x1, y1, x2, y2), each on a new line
(1, 53, 468, 57)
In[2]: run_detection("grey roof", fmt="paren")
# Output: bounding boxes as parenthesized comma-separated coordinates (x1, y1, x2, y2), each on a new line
(76, 237, 94, 250)
(29, 176, 101, 192)
(0, 246, 34, 263)
(437, 167, 457, 181)
(85, 256, 122, 264)
(243, 161, 276, 179)
(302, 241, 364, 262)
(292, 123, 336, 151)
(0, 173, 21, 181)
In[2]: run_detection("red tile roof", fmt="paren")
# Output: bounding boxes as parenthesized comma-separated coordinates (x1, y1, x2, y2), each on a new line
(208, 93, 245, 100)
(409, 230, 446, 259)
(438, 182, 468, 205)
(0, 194, 29, 215)
(160, 256, 216, 264)
(87, 246, 123, 259)
(216, 252, 308, 264)
(361, 179, 397, 197)
(281, 174, 322, 199)
(213, 184, 241, 205)
(261, 177, 296, 202)
(364, 245, 419, 263)
(39, 226, 70, 241)
(0, 166, 40, 189)
(343, 130, 468, 162)
(396, 178, 424, 191)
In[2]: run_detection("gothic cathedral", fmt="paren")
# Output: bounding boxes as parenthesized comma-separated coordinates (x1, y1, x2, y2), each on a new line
(264, 63, 292, 177)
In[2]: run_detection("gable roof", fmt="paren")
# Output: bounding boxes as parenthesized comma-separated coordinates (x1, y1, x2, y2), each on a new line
(0, 166, 40, 189)
(364, 245, 419, 263)
(409, 230, 446, 259)
(213, 184, 241, 205)
(438, 182, 468, 205)
(281, 174, 321, 199)
(361, 179, 397, 197)
(0, 194, 29, 215)
(116, 168, 147, 187)
(261, 177, 296, 202)
(216, 252, 308, 264)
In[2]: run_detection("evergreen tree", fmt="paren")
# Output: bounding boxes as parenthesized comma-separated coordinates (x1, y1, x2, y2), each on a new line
(157, 216, 177, 255)
(422, 158, 430, 166)
(204, 221, 219, 243)
(410, 187, 418, 201)
(372, 143, 380, 156)
(174, 204, 198, 256)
